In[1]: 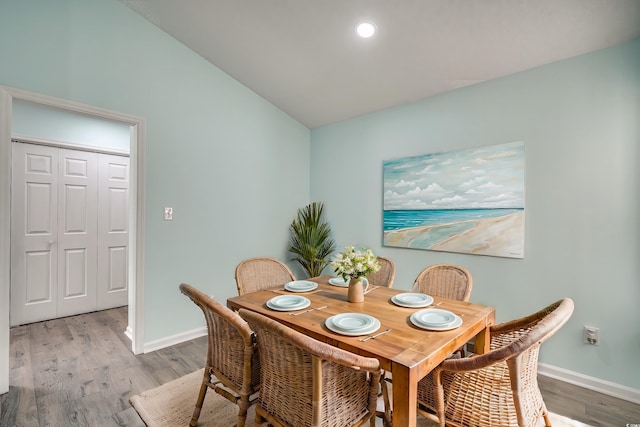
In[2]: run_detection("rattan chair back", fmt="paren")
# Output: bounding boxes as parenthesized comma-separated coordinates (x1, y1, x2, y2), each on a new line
(239, 308, 381, 427)
(235, 257, 296, 295)
(411, 264, 472, 301)
(179, 283, 260, 427)
(417, 298, 575, 427)
(366, 256, 396, 288)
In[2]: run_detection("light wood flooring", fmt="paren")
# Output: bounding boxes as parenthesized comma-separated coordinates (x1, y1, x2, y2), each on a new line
(1, 307, 639, 426)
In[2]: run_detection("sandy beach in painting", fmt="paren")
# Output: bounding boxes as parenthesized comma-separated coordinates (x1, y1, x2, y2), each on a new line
(384, 211, 525, 258)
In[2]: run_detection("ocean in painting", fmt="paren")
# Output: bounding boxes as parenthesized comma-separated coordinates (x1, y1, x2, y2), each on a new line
(384, 208, 522, 231)
(383, 208, 522, 249)
(384, 208, 525, 257)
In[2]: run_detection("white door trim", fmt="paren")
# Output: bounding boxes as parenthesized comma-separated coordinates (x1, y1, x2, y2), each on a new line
(12, 134, 130, 157)
(0, 85, 146, 394)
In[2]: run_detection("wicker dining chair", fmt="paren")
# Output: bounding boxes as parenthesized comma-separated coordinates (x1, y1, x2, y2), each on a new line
(375, 263, 473, 425)
(238, 308, 382, 427)
(366, 256, 396, 288)
(179, 283, 261, 427)
(411, 264, 473, 301)
(235, 257, 296, 295)
(415, 264, 473, 359)
(416, 298, 575, 427)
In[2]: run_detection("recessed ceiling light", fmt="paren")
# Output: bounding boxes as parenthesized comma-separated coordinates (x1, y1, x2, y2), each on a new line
(356, 22, 376, 38)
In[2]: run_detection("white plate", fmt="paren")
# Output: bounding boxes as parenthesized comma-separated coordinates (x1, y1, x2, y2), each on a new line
(284, 280, 318, 292)
(328, 277, 349, 287)
(410, 309, 462, 331)
(330, 313, 376, 331)
(413, 308, 457, 326)
(325, 313, 381, 336)
(266, 295, 311, 312)
(391, 293, 434, 308)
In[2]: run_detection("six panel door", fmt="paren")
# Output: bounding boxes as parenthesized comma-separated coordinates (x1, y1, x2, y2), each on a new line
(56, 148, 98, 318)
(97, 154, 129, 310)
(10, 143, 59, 325)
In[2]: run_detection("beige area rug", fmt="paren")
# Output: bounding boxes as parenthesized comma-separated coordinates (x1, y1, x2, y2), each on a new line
(130, 369, 591, 427)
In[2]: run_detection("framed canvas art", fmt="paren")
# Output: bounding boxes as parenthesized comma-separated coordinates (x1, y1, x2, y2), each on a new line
(383, 141, 525, 258)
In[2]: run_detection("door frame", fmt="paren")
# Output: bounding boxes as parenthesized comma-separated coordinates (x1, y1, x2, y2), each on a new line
(0, 85, 146, 394)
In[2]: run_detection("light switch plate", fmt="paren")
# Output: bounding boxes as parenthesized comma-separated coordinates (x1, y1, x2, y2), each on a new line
(164, 207, 173, 221)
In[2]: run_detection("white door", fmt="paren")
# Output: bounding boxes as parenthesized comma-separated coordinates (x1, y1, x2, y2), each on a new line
(10, 143, 59, 325)
(10, 142, 128, 326)
(97, 154, 129, 310)
(56, 148, 98, 318)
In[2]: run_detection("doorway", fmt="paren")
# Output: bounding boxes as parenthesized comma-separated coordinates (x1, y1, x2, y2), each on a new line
(10, 142, 130, 326)
(0, 85, 146, 395)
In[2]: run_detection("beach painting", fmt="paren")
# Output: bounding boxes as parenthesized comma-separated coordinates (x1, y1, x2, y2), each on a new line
(383, 141, 525, 258)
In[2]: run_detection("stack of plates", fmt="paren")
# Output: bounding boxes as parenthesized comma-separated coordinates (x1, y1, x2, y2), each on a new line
(391, 293, 434, 308)
(325, 313, 380, 336)
(328, 277, 349, 287)
(266, 295, 311, 312)
(284, 280, 318, 292)
(410, 308, 462, 331)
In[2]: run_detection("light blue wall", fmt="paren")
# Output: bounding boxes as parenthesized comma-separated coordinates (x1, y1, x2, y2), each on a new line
(311, 39, 640, 389)
(12, 101, 130, 151)
(0, 0, 310, 342)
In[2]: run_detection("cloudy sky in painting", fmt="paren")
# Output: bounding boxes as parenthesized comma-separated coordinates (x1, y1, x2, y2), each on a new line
(383, 141, 525, 210)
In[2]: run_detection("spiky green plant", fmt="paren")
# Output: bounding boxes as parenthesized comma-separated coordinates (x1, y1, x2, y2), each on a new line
(288, 202, 336, 278)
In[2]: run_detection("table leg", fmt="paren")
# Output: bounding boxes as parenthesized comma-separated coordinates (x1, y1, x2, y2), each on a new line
(390, 363, 417, 427)
(474, 311, 495, 354)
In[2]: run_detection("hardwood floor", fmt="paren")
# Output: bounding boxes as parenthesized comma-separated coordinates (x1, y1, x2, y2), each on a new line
(1, 307, 639, 426)
(539, 375, 640, 427)
(1, 307, 207, 427)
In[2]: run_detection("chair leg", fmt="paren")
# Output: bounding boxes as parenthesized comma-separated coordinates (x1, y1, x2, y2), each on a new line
(381, 377, 392, 427)
(542, 405, 552, 427)
(237, 394, 252, 427)
(237, 409, 247, 427)
(190, 374, 210, 427)
(255, 407, 265, 427)
(374, 371, 393, 427)
(433, 376, 446, 427)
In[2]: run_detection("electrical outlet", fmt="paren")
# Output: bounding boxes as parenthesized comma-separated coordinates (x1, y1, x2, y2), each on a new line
(164, 207, 173, 221)
(583, 326, 599, 345)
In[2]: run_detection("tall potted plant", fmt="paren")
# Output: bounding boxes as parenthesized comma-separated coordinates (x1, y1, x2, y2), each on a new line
(288, 202, 336, 278)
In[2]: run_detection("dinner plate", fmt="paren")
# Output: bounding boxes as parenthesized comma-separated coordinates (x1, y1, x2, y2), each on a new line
(325, 313, 381, 336)
(410, 309, 462, 331)
(266, 295, 311, 311)
(413, 308, 457, 326)
(330, 313, 376, 331)
(284, 280, 318, 292)
(328, 277, 349, 287)
(391, 293, 434, 308)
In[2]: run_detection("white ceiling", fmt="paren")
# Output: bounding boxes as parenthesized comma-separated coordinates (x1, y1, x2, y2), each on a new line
(119, 0, 640, 128)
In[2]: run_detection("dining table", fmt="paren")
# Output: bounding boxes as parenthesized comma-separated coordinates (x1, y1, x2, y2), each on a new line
(227, 275, 495, 427)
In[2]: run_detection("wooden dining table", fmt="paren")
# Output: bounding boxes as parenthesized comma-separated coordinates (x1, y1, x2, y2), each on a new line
(227, 275, 495, 427)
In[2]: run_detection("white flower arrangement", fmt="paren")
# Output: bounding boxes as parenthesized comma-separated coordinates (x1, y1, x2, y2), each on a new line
(331, 246, 381, 281)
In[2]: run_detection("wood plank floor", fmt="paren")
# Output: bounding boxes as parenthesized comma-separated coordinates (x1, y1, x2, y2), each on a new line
(1, 307, 639, 426)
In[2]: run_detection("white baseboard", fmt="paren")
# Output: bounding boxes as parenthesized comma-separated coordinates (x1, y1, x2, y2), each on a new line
(124, 325, 133, 340)
(143, 326, 207, 354)
(538, 362, 640, 405)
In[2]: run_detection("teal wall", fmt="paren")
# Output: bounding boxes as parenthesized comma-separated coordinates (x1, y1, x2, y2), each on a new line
(311, 39, 640, 389)
(0, 0, 310, 342)
(12, 101, 131, 151)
